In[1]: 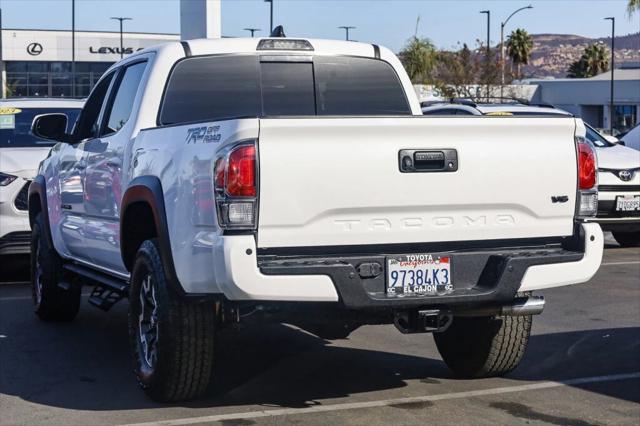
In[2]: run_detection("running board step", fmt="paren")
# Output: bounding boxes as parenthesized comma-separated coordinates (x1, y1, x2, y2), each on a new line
(63, 263, 129, 311)
(63, 263, 128, 292)
(57, 281, 72, 291)
(88, 286, 126, 311)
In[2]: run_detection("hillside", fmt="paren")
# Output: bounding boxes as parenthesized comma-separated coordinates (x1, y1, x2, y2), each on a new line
(521, 32, 639, 78)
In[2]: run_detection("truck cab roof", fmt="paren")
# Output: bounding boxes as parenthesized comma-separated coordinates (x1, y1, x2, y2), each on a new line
(176, 37, 388, 59)
(0, 98, 85, 109)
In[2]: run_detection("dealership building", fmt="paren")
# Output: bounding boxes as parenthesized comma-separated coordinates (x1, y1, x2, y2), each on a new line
(0, 29, 179, 98)
(527, 65, 640, 135)
(2, 26, 638, 135)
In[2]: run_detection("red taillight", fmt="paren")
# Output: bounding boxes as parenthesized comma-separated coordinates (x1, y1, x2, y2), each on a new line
(214, 143, 258, 229)
(226, 145, 256, 197)
(214, 157, 225, 190)
(577, 142, 596, 190)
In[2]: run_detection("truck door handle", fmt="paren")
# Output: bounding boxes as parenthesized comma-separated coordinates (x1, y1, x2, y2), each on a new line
(399, 149, 458, 173)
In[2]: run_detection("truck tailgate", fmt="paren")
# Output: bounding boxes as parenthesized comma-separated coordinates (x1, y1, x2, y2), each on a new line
(256, 117, 577, 249)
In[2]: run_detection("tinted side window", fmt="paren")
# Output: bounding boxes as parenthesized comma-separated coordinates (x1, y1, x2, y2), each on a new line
(102, 62, 147, 136)
(74, 72, 115, 140)
(261, 62, 315, 116)
(314, 56, 410, 115)
(585, 125, 613, 148)
(160, 56, 261, 125)
(423, 109, 459, 115)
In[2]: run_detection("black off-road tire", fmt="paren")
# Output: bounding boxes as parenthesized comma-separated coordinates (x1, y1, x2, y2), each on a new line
(31, 213, 81, 321)
(612, 231, 640, 248)
(128, 239, 216, 402)
(434, 314, 532, 378)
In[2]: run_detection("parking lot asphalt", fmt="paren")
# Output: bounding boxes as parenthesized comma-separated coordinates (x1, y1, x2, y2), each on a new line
(0, 236, 638, 425)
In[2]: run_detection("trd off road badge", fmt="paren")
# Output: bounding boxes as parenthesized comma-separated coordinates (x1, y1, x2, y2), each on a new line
(185, 125, 222, 144)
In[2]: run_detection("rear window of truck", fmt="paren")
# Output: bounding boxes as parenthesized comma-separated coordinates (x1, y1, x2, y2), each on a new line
(159, 55, 411, 125)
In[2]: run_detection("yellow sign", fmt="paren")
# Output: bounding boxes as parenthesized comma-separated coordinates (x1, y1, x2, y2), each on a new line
(0, 107, 22, 115)
(485, 111, 513, 116)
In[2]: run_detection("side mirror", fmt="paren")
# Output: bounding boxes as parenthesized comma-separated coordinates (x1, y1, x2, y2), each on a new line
(31, 113, 73, 143)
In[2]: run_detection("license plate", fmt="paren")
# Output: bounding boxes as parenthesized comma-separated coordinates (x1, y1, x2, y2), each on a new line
(616, 195, 640, 211)
(387, 254, 452, 296)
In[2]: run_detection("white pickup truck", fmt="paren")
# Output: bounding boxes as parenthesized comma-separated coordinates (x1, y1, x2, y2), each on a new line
(28, 36, 603, 402)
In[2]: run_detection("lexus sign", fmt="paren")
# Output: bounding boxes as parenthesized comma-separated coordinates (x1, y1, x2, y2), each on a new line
(27, 42, 43, 56)
(89, 46, 143, 55)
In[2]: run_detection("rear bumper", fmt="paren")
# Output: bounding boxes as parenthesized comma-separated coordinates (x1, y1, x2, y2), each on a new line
(213, 223, 603, 308)
(594, 196, 640, 231)
(587, 217, 640, 232)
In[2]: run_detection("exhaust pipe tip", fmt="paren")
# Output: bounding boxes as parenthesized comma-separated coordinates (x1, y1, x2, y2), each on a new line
(455, 295, 545, 317)
(501, 295, 545, 316)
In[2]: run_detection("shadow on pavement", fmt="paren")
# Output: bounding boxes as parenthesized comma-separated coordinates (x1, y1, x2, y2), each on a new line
(0, 254, 30, 283)
(0, 293, 638, 412)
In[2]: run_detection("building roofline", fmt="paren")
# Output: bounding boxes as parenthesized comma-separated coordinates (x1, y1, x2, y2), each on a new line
(1, 28, 179, 36)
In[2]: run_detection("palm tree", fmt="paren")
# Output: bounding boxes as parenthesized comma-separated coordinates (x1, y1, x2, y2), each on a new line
(567, 43, 610, 78)
(506, 28, 533, 79)
(399, 37, 437, 84)
(628, 0, 640, 17)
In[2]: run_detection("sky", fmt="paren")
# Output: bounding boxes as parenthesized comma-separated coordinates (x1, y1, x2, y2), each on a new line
(0, 0, 637, 52)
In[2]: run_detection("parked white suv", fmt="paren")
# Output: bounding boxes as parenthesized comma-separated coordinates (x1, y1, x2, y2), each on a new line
(584, 125, 640, 247)
(28, 37, 603, 402)
(0, 99, 83, 255)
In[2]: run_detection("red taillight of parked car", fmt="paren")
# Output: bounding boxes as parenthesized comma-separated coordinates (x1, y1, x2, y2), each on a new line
(577, 141, 596, 190)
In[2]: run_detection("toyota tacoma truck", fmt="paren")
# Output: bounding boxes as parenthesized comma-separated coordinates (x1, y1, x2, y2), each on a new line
(28, 36, 603, 402)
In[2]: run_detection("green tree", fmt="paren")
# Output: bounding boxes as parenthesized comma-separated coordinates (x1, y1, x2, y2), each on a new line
(628, 0, 640, 17)
(506, 28, 534, 79)
(399, 37, 437, 84)
(567, 43, 610, 78)
(434, 43, 478, 97)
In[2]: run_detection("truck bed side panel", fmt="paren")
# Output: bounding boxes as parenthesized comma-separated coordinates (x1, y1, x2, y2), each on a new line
(130, 118, 260, 293)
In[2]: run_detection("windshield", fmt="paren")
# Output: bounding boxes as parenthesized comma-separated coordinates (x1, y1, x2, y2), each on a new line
(584, 124, 614, 148)
(0, 107, 81, 148)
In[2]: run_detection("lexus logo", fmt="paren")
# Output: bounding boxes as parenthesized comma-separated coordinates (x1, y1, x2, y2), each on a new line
(617, 170, 634, 182)
(27, 42, 43, 56)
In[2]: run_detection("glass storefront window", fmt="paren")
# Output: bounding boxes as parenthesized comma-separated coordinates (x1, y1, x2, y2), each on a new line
(614, 105, 637, 134)
(5, 61, 113, 98)
(50, 62, 72, 73)
(27, 62, 48, 73)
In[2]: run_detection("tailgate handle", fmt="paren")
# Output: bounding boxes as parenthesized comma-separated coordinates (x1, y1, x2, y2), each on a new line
(399, 149, 458, 173)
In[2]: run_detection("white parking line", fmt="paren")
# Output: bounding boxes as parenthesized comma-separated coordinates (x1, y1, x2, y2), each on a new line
(0, 292, 91, 301)
(600, 261, 640, 266)
(121, 372, 640, 426)
(0, 295, 33, 301)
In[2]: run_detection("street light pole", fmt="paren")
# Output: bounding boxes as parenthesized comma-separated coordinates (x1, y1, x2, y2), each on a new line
(338, 26, 356, 41)
(480, 10, 490, 100)
(605, 17, 615, 135)
(111, 17, 132, 59)
(0, 8, 4, 98)
(244, 28, 261, 37)
(72, 0, 75, 97)
(500, 5, 533, 97)
(264, 0, 273, 34)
